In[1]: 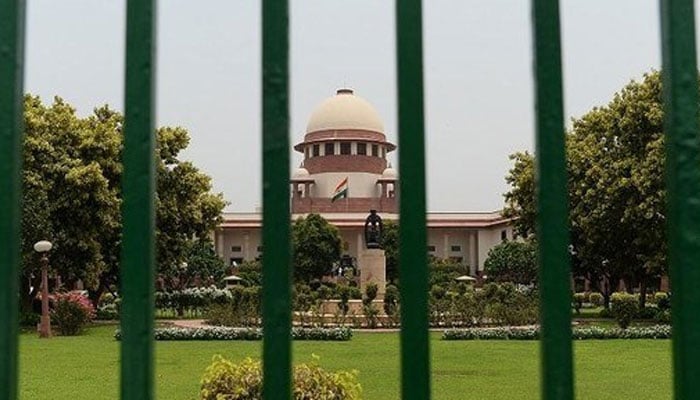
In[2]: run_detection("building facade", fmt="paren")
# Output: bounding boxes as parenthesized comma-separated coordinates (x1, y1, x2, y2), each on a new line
(215, 88, 513, 276)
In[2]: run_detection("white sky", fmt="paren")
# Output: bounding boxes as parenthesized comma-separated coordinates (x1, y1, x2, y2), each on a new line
(25, 1, 670, 212)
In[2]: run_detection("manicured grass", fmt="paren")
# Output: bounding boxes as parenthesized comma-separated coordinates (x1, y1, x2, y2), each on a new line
(19, 325, 671, 399)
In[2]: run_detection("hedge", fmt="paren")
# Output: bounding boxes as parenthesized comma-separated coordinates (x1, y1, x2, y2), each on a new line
(442, 325, 671, 340)
(114, 326, 352, 341)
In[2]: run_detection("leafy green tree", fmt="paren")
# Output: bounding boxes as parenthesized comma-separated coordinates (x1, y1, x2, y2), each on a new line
(160, 239, 227, 290)
(428, 257, 467, 289)
(503, 152, 536, 239)
(237, 260, 262, 287)
(483, 240, 537, 284)
(155, 126, 226, 285)
(292, 213, 341, 282)
(503, 71, 666, 306)
(19, 95, 226, 308)
(380, 220, 399, 283)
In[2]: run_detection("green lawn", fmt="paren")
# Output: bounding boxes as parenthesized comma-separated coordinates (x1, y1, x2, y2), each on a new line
(19, 325, 671, 399)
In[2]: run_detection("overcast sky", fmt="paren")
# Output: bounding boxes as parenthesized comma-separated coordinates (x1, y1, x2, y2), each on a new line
(25, 1, 671, 212)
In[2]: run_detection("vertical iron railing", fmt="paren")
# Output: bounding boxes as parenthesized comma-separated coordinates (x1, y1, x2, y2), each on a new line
(0, 1, 26, 400)
(531, 1, 574, 400)
(396, 1, 431, 400)
(261, 0, 292, 399)
(660, 1, 700, 399)
(120, 1, 157, 399)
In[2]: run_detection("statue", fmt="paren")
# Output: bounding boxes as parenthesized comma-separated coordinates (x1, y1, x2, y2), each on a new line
(364, 209, 383, 249)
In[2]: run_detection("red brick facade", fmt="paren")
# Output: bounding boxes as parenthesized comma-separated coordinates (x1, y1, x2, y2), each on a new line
(291, 196, 397, 214)
(304, 154, 386, 174)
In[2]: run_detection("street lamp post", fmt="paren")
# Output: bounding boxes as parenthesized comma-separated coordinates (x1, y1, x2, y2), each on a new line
(34, 240, 53, 338)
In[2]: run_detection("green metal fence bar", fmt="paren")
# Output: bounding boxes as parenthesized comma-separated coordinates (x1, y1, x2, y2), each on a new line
(396, 1, 431, 399)
(531, 1, 574, 399)
(660, 1, 700, 398)
(120, 0, 157, 399)
(261, 0, 291, 399)
(0, 1, 26, 400)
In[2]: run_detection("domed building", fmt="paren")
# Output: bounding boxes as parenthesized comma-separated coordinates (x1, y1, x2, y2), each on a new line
(291, 88, 398, 214)
(216, 89, 513, 278)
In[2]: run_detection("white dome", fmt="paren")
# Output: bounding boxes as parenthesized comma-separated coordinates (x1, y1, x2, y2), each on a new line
(306, 89, 384, 134)
(382, 166, 398, 179)
(293, 167, 310, 178)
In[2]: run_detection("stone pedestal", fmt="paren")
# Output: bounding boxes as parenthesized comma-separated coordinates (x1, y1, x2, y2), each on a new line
(359, 248, 386, 299)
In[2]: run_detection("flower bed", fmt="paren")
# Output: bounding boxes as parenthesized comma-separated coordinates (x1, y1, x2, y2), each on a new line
(442, 325, 671, 340)
(114, 326, 352, 341)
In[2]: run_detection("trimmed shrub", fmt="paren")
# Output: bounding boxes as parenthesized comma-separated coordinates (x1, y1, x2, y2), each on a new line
(96, 303, 119, 320)
(52, 292, 96, 335)
(203, 286, 261, 327)
(589, 292, 604, 307)
(655, 309, 672, 324)
(19, 312, 40, 328)
(655, 292, 671, 311)
(636, 306, 658, 320)
(572, 293, 585, 314)
(442, 325, 671, 340)
(383, 285, 400, 327)
(363, 283, 379, 328)
(610, 292, 638, 329)
(598, 307, 612, 318)
(200, 356, 361, 400)
(482, 283, 538, 326)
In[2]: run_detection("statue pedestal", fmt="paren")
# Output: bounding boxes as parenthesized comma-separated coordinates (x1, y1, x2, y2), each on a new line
(359, 248, 386, 299)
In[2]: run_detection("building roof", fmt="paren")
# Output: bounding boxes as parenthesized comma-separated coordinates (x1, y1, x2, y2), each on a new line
(305, 89, 384, 134)
(220, 211, 512, 229)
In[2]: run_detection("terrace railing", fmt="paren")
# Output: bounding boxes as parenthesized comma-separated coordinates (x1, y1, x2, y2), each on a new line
(1, 0, 700, 399)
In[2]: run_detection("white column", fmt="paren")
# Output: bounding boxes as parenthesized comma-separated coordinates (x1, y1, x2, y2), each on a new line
(357, 231, 363, 256)
(470, 231, 479, 274)
(443, 232, 450, 259)
(216, 230, 225, 258)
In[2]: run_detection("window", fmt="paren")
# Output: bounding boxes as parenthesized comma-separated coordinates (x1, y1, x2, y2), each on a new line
(357, 143, 367, 155)
(231, 246, 242, 252)
(449, 256, 464, 264)
(451, 245, 461, 252)
(305, 147, 309, 158)
(372, 144, 379, 157)
(501, 230, 508, 241)
(381, 147, 386, 158)
(229, 257, 243, 266)
(427, 245, 436, 252)
(325, 142, 335, 156)
(340, 142, 351, 155)
(312, 144, 320, 157)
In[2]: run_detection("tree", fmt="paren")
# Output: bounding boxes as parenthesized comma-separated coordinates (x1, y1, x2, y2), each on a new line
(503, 71, 666, 306)
(292, 213, 341, 282)
(20, 95, 226, 308)
(159, 239, 227, 290)
(155, 126, 226, 287)
(380, 220, 399, 283)
(428, 257, 467, 289)
(483, 240, 537, 284)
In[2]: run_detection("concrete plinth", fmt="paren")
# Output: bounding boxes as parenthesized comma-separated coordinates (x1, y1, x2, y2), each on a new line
(359, 248, 386, 299)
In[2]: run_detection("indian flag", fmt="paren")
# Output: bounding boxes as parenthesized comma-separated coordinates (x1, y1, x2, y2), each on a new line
(331, 177, 349, 202)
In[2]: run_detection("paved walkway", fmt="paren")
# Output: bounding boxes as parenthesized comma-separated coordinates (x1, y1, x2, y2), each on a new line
(164, 319, 208, 328)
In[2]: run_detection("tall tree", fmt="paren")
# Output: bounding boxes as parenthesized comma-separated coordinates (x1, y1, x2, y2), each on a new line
(291, 213, 341, 282)
(483, 240, 537, 284)
(504, 71, 666, 306)
(380, 220, 399, 283)
(20, 95, 226, 307)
